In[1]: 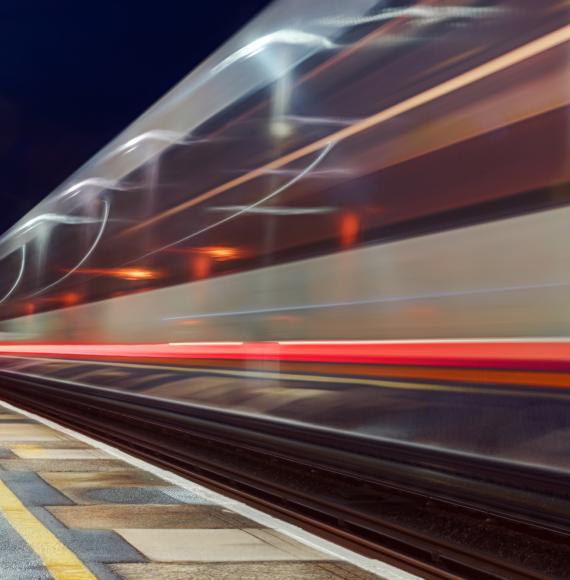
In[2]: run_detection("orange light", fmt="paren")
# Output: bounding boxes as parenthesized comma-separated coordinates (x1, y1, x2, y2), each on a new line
(198, 246, 240, 261)
(63, 292, 81, 306)
(70, 267, 160, 281)
(166, 246, 245, 261)
(340, 212, 359, 247)
(191, 254, 211, 280)
(113, 268, 158, 281)
(25, 303, 35, 315)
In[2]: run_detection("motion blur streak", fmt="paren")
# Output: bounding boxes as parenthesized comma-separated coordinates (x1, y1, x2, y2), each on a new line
(59, 178, 134, 200)
(130, 141, 336, 262)
(4, 213, 104, 245)
(0, 340, 569, 372)
(320, 5, 503, 27)
(122, 23, 570, 236)
(210, 30, 336, 74)
(0, 1, 569, 478)
(30, 198, 110, 298)
(0, 246, 26, 304)
(69, 267, 160, 281)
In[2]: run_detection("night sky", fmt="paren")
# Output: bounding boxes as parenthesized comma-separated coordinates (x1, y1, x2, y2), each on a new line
(0, 0, 271, 234)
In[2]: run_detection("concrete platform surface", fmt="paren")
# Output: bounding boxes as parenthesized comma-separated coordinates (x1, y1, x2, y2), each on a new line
(0, 402, 401, 579)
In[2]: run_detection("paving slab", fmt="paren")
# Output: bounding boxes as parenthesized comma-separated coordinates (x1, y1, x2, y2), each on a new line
(1, 459, 133, 472)
(74, 486, 195, 505)
(110, 561, 380, 579)
(0, 472, 74, 506)
(41, 469, 166, 490)
(0, 413, 29, 420)
(247, 527, 338, 559)
(114, 528, 329, 562)
(9, 440, 91, 449)
(0, 448, 18, 459)
(13, 447, 108, 459)
(0, 424, 65, 441)
(28, 506, 145, 565)
(49, 504, 260, 529)
(159, 486, 216, 504)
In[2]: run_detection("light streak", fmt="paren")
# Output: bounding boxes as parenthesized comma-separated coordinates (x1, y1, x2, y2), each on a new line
(5, 213, 103, 242)
(168, 342, 244, 346)
(114, 130, 188, 155)
(0, 339, 569, 375)
(164, 280, 570, 322)
(0, 245, 26, 304)
(128, 141, 335, 262)
(196, 246, 241, 260)
(31, 199, 110, 298)
(282, 114, 360, 126)
(69, 267, 160, 281)
(123, 24, 570, 236)
(207, 205, 336, 216)
(99, 130, 212, 169)
(211, 30, 336, 76)
(109, 268, 157, 281)
(59, 178, 140, 200)
(276, 339, 570, 345)
(230, 167, 349, 177)
(319, 6, 503, 28)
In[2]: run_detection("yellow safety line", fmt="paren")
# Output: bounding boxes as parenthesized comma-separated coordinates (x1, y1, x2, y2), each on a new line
(0, 481, 95, 580)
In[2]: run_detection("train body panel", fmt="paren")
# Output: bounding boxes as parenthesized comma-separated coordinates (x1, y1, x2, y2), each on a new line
(3, 204, 569, 343)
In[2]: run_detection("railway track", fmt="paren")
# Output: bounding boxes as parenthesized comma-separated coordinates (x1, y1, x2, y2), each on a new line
(1, 372, 570, 579)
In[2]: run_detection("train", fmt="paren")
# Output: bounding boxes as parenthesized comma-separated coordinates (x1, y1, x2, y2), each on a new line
(0, 0, 569, 476)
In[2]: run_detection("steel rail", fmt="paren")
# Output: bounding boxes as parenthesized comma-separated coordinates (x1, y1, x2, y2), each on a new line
(1, 373, 569, 579)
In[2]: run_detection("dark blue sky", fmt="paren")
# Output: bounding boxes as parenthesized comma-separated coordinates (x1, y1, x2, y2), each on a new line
(0, 0, 271, 233)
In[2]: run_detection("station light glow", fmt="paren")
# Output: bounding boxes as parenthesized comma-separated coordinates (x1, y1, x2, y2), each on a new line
(70, 267, 161, 281)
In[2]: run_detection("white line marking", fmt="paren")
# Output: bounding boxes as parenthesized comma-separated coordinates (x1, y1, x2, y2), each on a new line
(168, 342, 245, 346)
(0, 399, 419, 579)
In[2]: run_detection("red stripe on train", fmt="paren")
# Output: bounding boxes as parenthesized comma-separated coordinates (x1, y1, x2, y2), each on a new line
(0, 341, 569, 371)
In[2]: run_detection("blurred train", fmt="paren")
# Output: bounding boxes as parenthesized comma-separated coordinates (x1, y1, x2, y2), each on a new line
(0, 0, 569, 475)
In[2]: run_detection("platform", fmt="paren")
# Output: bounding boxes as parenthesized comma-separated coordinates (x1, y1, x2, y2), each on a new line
(0, 402, 395, 580)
